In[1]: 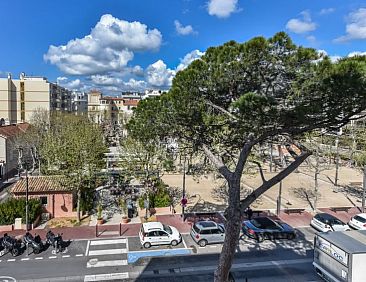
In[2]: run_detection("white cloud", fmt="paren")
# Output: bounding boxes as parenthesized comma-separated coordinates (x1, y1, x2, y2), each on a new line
(176, 49, 205, 72)
(348, 51, 366, 57)
(207, 0, 239, 18)
(286, 10, 317, 34)
(44, 14, 162, 75)
(90, 74, 123, 86)
(174, 20, 196, 35)
(306, 35, 316, 43)
(57, 77, 83, 90)
(319, 8, 335, 15)
(334, 8, 366, 42)
(146, 60, 176, 88)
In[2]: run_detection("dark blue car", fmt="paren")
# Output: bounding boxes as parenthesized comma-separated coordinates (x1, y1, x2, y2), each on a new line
(242, 217, 296, 242)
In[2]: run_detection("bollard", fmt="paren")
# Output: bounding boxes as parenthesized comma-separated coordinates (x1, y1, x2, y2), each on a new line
(119, 223, 122, 236)
(96, 224, 98, 237)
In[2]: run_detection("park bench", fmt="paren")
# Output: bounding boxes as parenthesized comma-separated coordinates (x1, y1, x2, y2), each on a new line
(331, 206, 352, 213)
(284, 208, 305, 215)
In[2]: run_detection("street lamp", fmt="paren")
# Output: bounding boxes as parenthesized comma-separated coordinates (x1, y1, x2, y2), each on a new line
(18, 147, 29, 231)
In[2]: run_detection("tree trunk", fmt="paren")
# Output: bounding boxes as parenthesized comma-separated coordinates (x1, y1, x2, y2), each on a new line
(214, 174, 241, 282)
(77, 188, 81, 223)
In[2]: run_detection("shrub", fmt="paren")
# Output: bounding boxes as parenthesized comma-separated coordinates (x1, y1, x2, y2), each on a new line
(0, 198, 42, 225)
(138, 179, 173, 209)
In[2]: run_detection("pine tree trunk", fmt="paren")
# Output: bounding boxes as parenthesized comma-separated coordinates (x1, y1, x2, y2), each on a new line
(214, 174, 241, 282)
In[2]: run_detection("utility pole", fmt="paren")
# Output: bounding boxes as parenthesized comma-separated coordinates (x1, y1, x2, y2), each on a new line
(334, 134, 340, 191)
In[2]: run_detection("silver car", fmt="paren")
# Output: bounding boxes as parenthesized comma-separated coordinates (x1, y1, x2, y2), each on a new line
(190, 221, 225, 247)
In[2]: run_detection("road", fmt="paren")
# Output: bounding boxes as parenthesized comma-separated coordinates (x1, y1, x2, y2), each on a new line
(0, 227, 321, 282)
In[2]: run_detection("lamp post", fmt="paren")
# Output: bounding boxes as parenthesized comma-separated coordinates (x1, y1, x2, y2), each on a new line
(25, 168, 29, 231)
(182, 154, 187, 221)
(362, 166, 366, 213)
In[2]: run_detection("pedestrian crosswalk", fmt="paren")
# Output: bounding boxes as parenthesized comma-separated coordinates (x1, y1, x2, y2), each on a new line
(85, 238, 129, 281)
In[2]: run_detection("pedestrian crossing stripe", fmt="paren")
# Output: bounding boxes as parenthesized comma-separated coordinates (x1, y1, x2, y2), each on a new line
(90, 238, 126, 245)
(84, 272, 129, 281)
(87, 259, 128, 268)
(88, 249, 127, 256)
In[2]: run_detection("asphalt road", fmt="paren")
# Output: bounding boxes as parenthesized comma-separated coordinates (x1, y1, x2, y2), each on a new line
(0, 227, 320, 282)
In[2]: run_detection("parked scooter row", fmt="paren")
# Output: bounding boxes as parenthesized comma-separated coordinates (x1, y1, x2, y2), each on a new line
(0, 230, 64, 257)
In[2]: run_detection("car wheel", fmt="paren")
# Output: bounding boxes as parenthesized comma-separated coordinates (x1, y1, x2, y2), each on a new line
(171, 240, 178, 246)
(143, 242, 151, 248)
(34, 248, 40, 254)
(198, 240, 208, 247)
(256, 234, 264, 243)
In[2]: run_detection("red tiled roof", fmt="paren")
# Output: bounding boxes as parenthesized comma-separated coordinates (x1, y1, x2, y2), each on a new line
(11, 176, 71, 194)
(0, 123, 29, 138)
(123, 99, 139, 106)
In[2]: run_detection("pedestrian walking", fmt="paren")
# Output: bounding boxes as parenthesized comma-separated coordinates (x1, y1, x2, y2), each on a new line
(246, 206, 253, 220)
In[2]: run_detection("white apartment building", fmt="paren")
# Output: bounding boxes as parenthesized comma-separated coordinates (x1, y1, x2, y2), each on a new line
(71, 91, 88, 114)
(0, 73, 72, 124)
(142, 89, 166, 99)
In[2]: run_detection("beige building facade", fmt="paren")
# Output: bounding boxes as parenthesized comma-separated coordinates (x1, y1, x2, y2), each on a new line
(0, 73, 72, 124)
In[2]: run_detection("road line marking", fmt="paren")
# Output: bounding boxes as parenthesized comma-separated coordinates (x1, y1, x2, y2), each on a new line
(35, 257, 43, 260)
(90, 238, 126, 245)
(75, 254, 83, 257)
(85, 240, 90, 256)
(49, 256, 57, 259)
(21, 258, 30, 261)
(62, 255, 70, 258)
(7, 259, 15, 262)
(88, 249, 127, 256)
(182, 237, 188, 249)
(87, 259, 128, 268)
(84, 272, 129, 281)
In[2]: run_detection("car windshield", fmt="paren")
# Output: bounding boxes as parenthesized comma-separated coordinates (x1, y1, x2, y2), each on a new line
(163, 224, 173, 234)
(354, 216, 366, 223)
(250, 218, 278, 229)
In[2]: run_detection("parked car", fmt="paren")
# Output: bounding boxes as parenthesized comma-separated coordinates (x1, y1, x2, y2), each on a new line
(310, 213, 350, 232)
(348, 213, 366, 230)
(139, 222, 181, 248)
(242, 217, 296, 242)
(190, 220, 225, 247)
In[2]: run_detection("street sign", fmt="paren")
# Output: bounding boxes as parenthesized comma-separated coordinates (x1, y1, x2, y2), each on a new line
(181, 198, 187, 206)
(144, 200, 149, 209)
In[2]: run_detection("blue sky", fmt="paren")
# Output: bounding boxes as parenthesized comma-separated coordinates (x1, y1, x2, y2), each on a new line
(0, 0, 365, 95)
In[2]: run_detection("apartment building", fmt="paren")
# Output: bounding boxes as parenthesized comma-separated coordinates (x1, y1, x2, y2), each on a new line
(0, 73, 72, 124)
(88, 90, 139, 125)
(71, 91, 88, 114)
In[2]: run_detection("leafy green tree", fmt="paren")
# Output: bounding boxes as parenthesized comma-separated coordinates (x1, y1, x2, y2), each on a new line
(128, 32, 366, 281)
(39, 113, 107, 222)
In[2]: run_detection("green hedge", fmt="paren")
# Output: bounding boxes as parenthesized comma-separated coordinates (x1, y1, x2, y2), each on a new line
(0, 198, 42, 225)
(139, 180, 172, 209)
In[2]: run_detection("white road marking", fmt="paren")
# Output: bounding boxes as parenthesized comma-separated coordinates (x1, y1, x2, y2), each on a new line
(75, 254, 83, 257)
(49, 256, 57, 259)
(90, 238, 126, 245)
(7, 259, 15, 262)
(21, 258, 30, 261)
(182, 237, 188, 249)
(84, 272, 129, 281)
(35, 257, 43, 260)
(87, 259, 128, 268)
(85, 240, 90, 256)
(62, 255, 70, 258)
(88, 249, 127, 256)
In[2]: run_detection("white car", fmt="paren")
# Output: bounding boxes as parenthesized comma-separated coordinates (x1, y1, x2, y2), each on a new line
(139, 222, 181, 248)
(310, 213, 350, 232)
(348, 214, 366, 230)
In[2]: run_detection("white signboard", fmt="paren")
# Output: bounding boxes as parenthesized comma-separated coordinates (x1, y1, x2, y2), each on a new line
(316, 236, 348, 266)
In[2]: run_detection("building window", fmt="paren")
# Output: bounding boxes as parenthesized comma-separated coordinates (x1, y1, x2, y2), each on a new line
(21, 111, 25, 121)
(40, 196, 48, 206)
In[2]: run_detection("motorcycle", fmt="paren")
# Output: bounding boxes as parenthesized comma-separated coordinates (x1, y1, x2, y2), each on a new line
(23, 232, 43, 254)
(46, 230, 63, 252)
(1, 233, 22, 257)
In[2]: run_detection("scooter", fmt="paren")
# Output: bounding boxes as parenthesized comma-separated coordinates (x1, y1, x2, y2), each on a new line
(1, 233, 22, 257)
(23, 232, 44, 254)
(46, 230, 63, 253)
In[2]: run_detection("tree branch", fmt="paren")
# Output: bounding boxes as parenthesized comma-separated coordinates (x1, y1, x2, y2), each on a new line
(252, 161, 266, 183)
(240, 151, 311, 210)
(206, 100, 238, 121)
(202, 144, 232, 179)
(234, 137, 256, 176)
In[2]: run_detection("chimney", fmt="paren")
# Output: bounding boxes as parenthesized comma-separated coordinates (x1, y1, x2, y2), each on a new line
(20, 72, 25, 80)
(7, 73, 11, 79)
